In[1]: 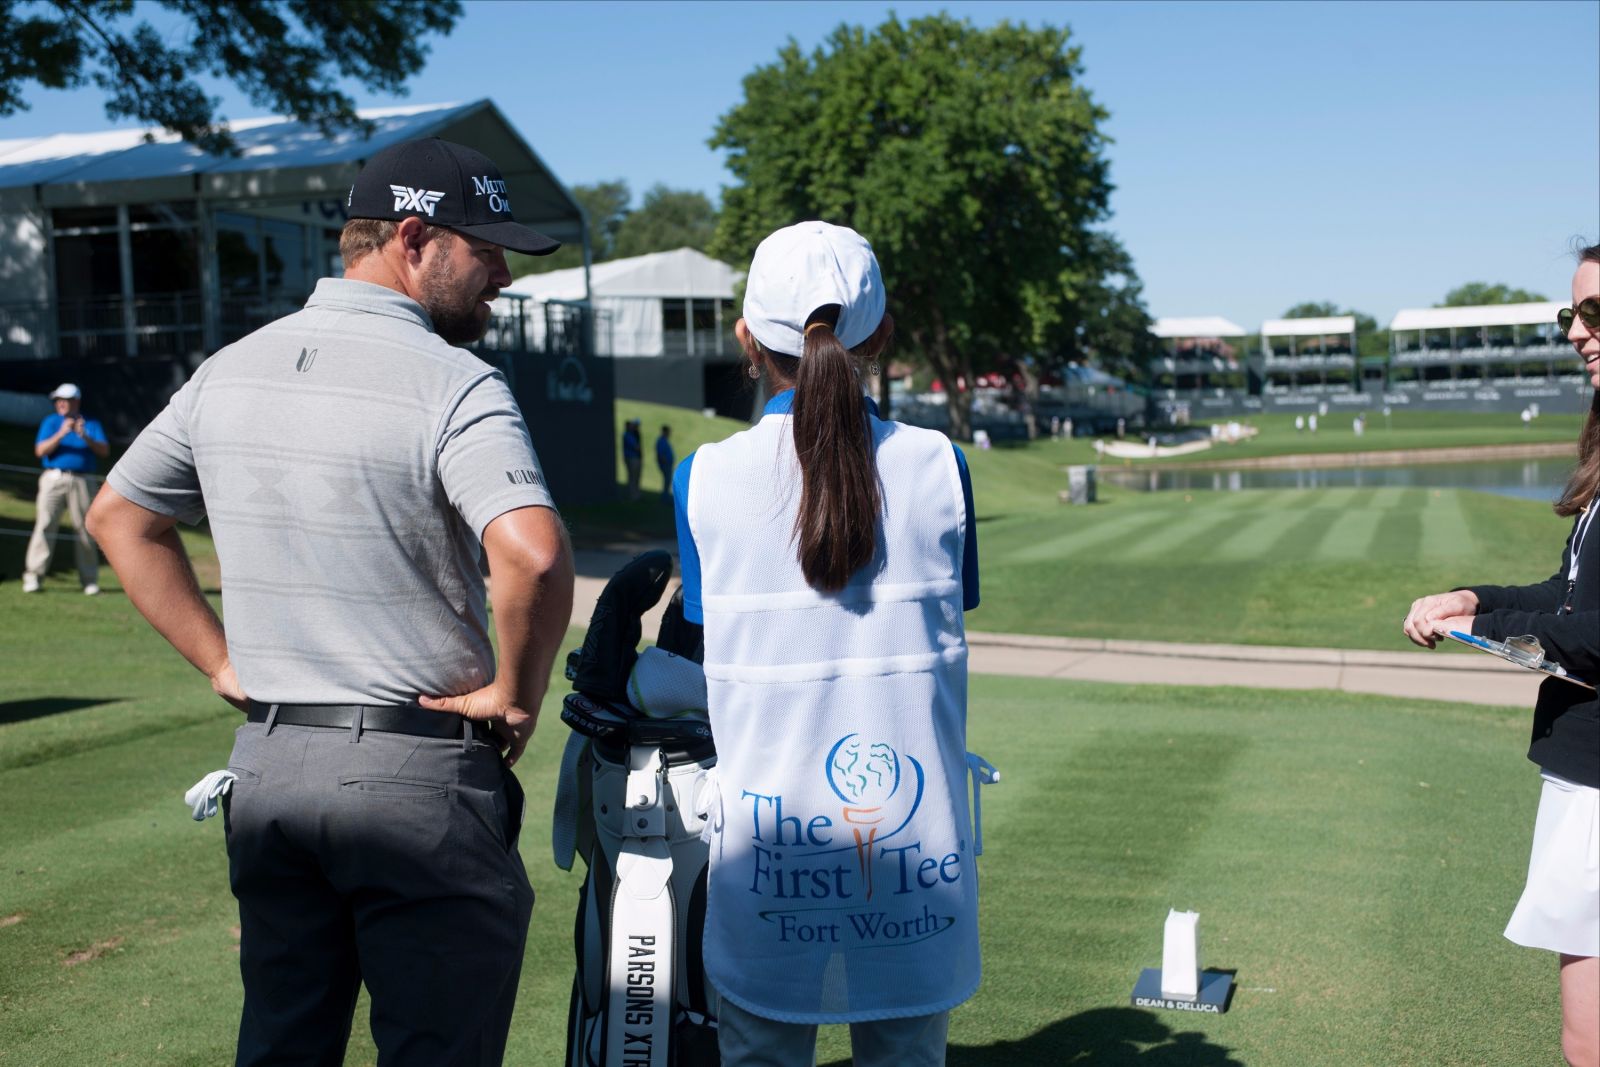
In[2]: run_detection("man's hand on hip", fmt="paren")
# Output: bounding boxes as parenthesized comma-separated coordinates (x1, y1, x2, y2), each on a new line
(211, 660, 249, 712)
(419, 685, 537, 766)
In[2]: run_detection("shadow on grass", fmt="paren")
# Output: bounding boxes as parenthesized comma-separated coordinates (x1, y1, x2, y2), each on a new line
(820, 1007, 1242, 1066)
(0, 696, 125, 726)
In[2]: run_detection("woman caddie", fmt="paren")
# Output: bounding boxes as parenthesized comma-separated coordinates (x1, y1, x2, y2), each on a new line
(672, 221, 985, 1066)
(1403, 243, 1600, 1067)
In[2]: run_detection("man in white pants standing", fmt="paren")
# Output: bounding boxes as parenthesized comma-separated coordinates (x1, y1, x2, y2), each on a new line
(22, 383, 107, 594)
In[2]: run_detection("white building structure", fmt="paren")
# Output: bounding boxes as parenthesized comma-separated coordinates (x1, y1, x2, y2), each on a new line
(503, 247, 738, 357)
(504, 248, 751, 416)
(1147, 317, 1250, 417)
(1258, 315, 1360, 394)
(0, 101, 630, 504)
(0, 100, 586, 370)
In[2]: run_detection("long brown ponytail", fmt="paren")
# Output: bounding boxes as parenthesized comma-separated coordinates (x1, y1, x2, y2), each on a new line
(1556, 243, 1600, 518)
(790, 306, 884, 591)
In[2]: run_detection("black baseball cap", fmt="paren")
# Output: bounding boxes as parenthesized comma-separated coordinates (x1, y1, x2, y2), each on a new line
(346, 137, 561, 256)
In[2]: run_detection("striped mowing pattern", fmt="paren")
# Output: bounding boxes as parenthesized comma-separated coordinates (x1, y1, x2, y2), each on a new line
(997, 487, 1525, 566)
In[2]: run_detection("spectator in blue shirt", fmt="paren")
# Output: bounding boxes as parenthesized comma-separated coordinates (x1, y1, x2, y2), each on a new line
(622, 418, 643, 500)
(655, 425, 675, 498)
(23, 383, 108, 594)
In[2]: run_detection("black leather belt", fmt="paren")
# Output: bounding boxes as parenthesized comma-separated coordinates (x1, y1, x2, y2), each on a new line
(246, 702, 494, 743)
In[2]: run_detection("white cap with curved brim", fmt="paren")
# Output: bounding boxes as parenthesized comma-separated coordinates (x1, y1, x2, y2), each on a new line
(743, 221, 885, 356)
(50, 383, 81, 400)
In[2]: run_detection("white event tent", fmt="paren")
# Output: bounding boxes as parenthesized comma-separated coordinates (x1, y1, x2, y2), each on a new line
(1259, 315, 1357, 358)
(1150, 316, 1248, 340)
(503, 247, 741, 357)
(1389, 302, 1564, 336)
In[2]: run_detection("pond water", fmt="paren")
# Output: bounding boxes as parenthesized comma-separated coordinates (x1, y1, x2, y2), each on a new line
(1097, 457, 1574, 502)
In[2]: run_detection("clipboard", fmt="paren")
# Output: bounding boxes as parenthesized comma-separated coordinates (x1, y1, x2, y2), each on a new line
(1446, 631, 1595, 690)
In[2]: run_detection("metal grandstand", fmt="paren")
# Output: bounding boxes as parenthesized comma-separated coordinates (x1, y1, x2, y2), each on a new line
(1145, 302, 1588, 419)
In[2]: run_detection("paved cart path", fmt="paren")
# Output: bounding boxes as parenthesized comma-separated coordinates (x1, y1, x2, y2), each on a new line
(568, 547, 1541, 708)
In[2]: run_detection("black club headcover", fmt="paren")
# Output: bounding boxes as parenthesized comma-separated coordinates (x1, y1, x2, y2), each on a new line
(566, 550, 673, 702)
(655, 585, 705, 665)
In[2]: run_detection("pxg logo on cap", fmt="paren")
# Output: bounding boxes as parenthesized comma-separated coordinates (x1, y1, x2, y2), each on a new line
(347, 137, 560, 257)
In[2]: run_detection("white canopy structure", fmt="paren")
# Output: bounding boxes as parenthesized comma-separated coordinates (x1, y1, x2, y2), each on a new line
(1260, 316, 1356, 337)
(1389, 303, 1564, 331)
(0, 99, 588, 363)
(504, 248, 741, 356)
(1150, 316, 1247, 338)
(0, 99, 585, 246)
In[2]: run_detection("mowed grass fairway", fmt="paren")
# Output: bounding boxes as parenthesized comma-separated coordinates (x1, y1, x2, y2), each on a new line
(1, 408, 1578, 1064)
(968, 483, 1572, 649)
(596, 399, 1577, 650)
(0, 588, 1561, 1066)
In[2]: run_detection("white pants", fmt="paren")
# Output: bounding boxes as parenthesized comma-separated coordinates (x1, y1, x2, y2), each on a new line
(717, 998, 950, 1067)
(25, 468, 98, 586)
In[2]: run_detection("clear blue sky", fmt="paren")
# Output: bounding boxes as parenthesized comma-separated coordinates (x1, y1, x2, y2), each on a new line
(5, 0, 1596, 329)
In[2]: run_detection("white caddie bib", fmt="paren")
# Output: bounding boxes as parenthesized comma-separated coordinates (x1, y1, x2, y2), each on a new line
(687, 410, 982, 1023)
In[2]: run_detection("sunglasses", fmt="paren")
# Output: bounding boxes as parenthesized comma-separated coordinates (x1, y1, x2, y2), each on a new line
(1557, 297, 1600, 333)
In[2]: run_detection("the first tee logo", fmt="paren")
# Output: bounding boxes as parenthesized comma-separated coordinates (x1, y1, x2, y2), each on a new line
(739, 733, 959, 950)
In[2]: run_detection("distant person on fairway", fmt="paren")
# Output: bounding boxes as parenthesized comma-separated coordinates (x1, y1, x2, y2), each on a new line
(87, 138, 575, 1067)
(622, 417, 643, 499)
(22, 382, 107, 595)
(1402, 243, 1600, 1067)
(655, 423, 674, 496)
(672, 222, 987, 1066)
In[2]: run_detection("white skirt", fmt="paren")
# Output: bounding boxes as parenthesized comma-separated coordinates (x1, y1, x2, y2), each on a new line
(1504, 771, 1600, 957)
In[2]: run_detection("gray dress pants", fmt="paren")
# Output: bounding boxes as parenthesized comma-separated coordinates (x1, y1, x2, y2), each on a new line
(222, 720, 534, 1067)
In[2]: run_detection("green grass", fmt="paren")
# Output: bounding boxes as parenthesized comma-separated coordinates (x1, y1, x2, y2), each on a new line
(1, 409, 1575, 1064)
(7, 410, 1575, 653)
(966, 484, 1571, 649)
(1124, 410, 1583, 466)
(0, 583, 1561, 1065)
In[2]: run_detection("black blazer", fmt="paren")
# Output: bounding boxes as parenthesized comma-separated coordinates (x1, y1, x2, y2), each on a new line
(1467, 506, 1600, 788)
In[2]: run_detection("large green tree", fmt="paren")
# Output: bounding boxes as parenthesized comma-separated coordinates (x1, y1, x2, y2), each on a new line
(1038, 231, 1157, 384)
(0, 0, 459, 154)
(1437, 282, 1547, 307)
(506, 179, 721, 279)
(506, 179, 631, 278)
(613, 184, 717, 259)
(710, 13, 1117, 438)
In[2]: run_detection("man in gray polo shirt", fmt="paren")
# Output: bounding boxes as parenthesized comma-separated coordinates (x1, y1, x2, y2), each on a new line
(86, 138, 575, 1066)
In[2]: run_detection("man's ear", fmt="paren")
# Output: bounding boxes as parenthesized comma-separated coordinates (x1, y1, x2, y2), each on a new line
(394, 216, 429, 264)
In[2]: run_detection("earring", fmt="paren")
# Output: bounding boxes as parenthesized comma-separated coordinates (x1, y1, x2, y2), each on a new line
(868, 361, 880, 377)
(748, 364, 760, 380)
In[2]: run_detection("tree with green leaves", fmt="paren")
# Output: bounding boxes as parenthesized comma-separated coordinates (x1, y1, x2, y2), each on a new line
(613, 184, 718, 259)
(1039, 231, 1157, 385)
(505, 179, 631, 278)
(505, 180, 722, 279)
(0, 1, 459, 154)
(711, 13, 1117, 438)
(1437, 282, 1547, 307)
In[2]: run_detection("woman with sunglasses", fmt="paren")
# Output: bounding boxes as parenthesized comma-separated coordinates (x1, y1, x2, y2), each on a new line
(1403, 243, 1600, 1067)
(673, 222, 986, 1066)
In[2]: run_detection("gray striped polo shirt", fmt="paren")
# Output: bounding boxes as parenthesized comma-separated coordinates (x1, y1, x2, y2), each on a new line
(108, 278, 557, 705)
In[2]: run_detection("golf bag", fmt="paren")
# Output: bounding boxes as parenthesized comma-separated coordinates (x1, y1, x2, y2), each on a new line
(554, 551, 721, 1067)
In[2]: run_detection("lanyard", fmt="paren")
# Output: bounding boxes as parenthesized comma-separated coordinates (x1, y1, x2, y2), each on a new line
(1571, 504, 1596, 585)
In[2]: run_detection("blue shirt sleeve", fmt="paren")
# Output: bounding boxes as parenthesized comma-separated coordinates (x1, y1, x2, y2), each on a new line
(36, 414, 61, 446)
(953, 444, 980, 611)
(672, 452, 703, 623)
(84, 418, 107, 445)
